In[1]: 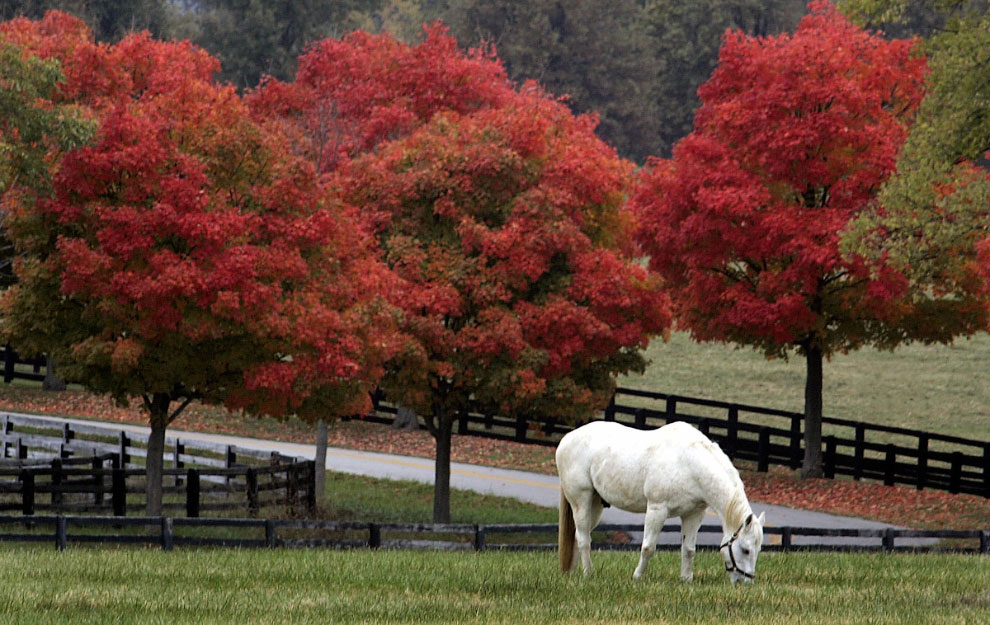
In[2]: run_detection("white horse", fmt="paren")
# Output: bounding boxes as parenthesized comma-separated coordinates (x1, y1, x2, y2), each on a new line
(556, 420, 765, 583)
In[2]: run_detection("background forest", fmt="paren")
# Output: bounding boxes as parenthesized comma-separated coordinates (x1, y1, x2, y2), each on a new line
(0, 0, 951, 163)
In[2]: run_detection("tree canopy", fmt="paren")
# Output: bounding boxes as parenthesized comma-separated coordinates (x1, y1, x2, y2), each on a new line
(842, 0, 990, 319)
(0, 12, 401, 514)
(255, 26, 671, 522)
(631, 1, 935, 477)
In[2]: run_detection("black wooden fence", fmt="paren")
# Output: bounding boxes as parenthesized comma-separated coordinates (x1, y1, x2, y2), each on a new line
(367, 388, 990, 498)
(1, 345, 45, 384)
(0, 413, 316, 517)
(1, 515, 986, 554)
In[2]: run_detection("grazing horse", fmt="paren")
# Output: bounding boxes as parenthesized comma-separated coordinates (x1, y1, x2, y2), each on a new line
(556, 420, 765, 583)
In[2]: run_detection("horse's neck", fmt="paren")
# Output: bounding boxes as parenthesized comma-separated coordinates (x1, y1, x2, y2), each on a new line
(704, 469, 751, 535)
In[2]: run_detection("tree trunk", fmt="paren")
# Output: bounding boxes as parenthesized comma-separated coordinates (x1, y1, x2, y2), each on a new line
(145, 393, 170, 516)
(432, 408, 454, 524)
(314, 419, 328, 503)
(42, 355, 66, 391)
(802, 344, 824, 479)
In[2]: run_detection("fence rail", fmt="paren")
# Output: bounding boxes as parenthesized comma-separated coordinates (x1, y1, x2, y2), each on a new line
(368, 388, 990, 498)
(0, 514, 986, 554)
(0, 413, 316, 517)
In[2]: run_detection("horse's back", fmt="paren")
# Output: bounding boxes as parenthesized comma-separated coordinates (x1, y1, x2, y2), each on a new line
(556, 421, 718, 513)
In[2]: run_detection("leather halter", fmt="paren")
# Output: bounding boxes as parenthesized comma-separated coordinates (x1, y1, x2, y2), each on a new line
(720, 527, 755, 580)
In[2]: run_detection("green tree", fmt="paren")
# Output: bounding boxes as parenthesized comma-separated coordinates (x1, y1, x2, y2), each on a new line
(642, 0, 805, 157)
(442, 0, 662, 163)
(0, 0, 171, 40)
(842, 1, 990, 318)
(0, 38, 94, 287)
(171, 0, 373, 88)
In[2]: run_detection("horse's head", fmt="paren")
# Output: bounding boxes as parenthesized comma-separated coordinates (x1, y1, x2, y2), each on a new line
(720, 511, 765, 584)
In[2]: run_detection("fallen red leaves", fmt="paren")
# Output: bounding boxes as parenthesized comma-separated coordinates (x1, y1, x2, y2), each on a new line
(2, 387, 986, 529)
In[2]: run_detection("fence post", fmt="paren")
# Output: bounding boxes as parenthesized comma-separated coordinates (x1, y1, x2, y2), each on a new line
(983, 444, 989, 500)
(852, 424, 866, 482)
(882, 528, 895, 552)
(55, 515, 67, 552)
(225, 446, 235, 487)
(286, 462, 298, 511)
(757, 428, 770, 473)
(265, 519, 276, 549)
(118, 431, 129, 468)
(61, 423, 73, 455)
(698, 419, 710, 437)
(161, 517, 174, 551)
(17, 437, 27, 459)
(981, 530, 989, 555)
(666, 397, 677, 423)
(604, 394, 616, 422)
(514, 417, 527, 443)
(20, 469, 35, 515)
(634, 409, 646, 430)
(949, 452, 962, 495)
(174, 439, 184, 487)
(781, 527, 792, 552)
(51, 458, 63, 510)
(916, 434, 929, 491)
(823, 436, 836, 479)
(246, 468, 259, 517)
(789, 413, 802, 470)
(368, 523, 381, 549)
(1, 414, 8, 459)
(186, 468, 200, 518)
(112, 467, 127, 517)
(726, 407, 739, 459)
(884, 445, 896, 487)
(306, 461, 316, 513)
(474, 525, 485, 552)
(3, 344, 16, 383)
(92, 455, 104, 507)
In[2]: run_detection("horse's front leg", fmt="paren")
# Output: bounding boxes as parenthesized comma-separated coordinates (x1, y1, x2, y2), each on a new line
(679, 507, 706, 582)
(633, 503, 668, 580)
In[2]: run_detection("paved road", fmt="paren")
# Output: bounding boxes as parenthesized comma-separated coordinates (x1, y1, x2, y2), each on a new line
(19, 413, 925, 547)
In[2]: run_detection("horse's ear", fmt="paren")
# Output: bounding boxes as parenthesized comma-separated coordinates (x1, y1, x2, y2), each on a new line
(757, 511, 765, 526)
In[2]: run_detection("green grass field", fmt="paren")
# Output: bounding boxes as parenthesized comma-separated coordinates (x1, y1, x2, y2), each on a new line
(0, 548, 985, 624)
(622, 331, 990, 441)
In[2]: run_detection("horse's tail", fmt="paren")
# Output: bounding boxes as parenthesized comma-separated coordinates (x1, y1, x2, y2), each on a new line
(558, 490, 576, 574)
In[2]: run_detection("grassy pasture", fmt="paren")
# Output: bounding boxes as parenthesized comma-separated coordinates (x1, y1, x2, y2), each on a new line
(0, 547, 985, 624)
(623, 331, 990, 441)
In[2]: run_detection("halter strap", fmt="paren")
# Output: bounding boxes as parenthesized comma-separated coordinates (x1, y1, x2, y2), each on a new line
(719, 527, 755, 580)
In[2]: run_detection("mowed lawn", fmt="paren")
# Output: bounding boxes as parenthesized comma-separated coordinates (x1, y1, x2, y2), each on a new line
(0, 547, 986, 625)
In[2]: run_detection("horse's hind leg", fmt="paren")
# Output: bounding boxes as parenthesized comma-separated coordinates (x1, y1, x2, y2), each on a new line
(633, 502, 668, 580)
(679, 506, 706, 582)
(572, 493, 604, 576)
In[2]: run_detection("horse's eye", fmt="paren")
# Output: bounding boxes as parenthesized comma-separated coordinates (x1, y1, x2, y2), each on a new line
(741, 548, 751, 556)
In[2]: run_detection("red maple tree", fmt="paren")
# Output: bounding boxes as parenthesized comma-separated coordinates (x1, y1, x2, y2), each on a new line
(631, 1, 929, 477)
(351, 94, 671, 521)
(1, 13, 400, 514)
(256, 26, 671, 522)
(248, 23, 512, 175)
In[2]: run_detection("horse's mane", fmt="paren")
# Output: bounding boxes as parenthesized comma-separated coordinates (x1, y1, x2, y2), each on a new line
(695, 436, 751, 530)
(723, 490, 752, 531)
